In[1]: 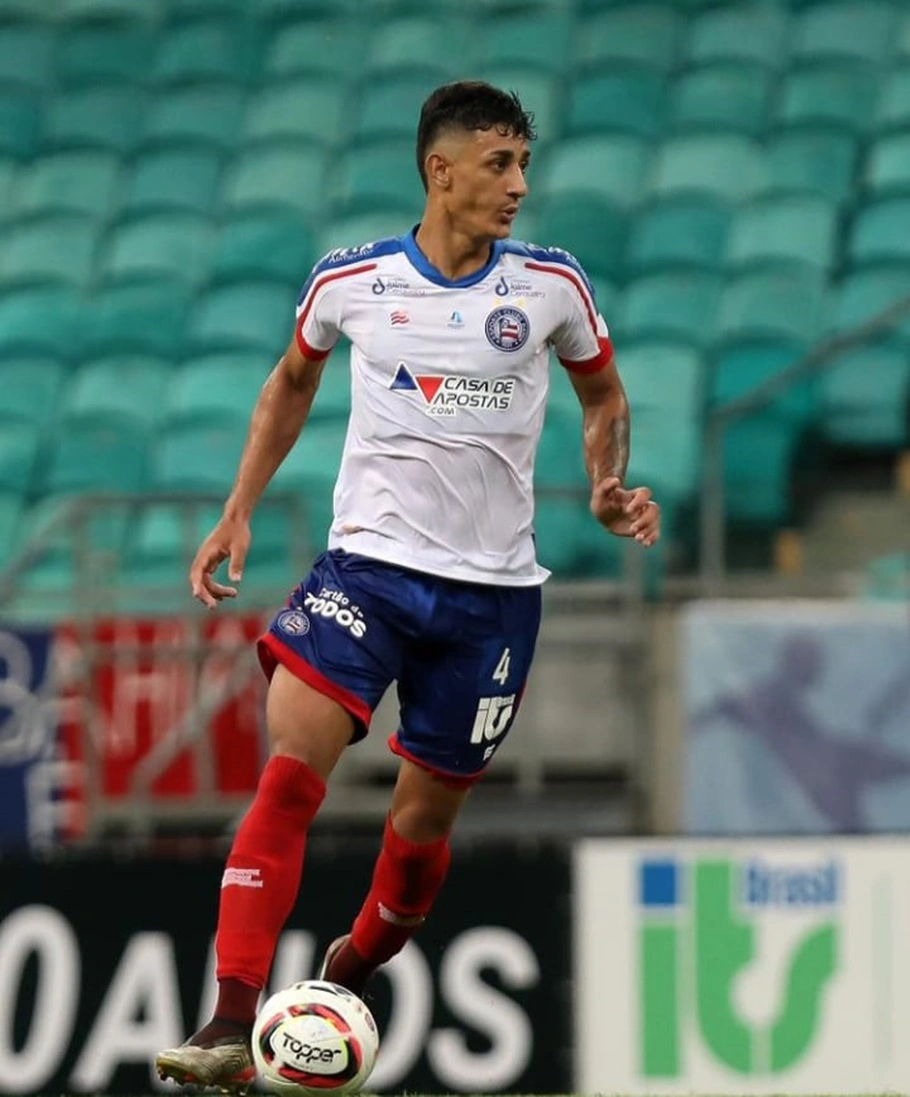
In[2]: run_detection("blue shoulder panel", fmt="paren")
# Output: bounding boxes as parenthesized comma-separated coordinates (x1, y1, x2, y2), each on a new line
(502, 239, 598, 302)
(296, 235, 405, 306)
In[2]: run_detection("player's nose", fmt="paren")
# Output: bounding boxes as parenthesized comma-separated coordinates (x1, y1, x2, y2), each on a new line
(508, 167, 529, 199)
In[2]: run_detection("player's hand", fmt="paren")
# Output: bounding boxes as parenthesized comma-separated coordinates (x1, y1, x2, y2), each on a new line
(189, 515, 251, 609)
(591, 477, 661, 547)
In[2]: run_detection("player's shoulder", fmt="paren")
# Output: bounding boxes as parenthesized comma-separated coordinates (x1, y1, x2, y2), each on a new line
(501, 239, 597, 297)
(297, 235, 405, 304)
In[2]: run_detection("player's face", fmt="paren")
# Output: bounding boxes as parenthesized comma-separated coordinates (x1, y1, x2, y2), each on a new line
(448, 128, 530, 241)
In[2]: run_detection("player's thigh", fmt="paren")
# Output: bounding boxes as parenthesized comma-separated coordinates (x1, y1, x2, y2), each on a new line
(389, 758, 472, 843)
(394, 585, 543, 781)
(257, 550, 405, 760)
(265, 664, 354, 779)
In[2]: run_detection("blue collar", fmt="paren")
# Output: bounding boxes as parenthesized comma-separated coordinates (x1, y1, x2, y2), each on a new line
(401, 227, 504, 288)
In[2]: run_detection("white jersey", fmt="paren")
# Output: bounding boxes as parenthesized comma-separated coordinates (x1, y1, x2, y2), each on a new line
(294, 229, 612, 587)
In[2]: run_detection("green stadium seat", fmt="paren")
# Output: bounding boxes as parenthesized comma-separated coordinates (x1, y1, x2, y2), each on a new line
(875, 68, 910, 131)
(777, 63, 878, 132)
(820, 345, 910, 446)
(0, 90, 40, 159)
(366, 16, 466, 77)
(99, 212, 214, 286)
(761, 128, 857, 201)
(475, 12, 572, 72)
(213, 212, 315, 285)
(128, 501, 230, 583)
(620, 273, 722, 347)
(792, 1, 895, 65)
(576, 6, 681, 70)
(258, 0, 358, 21)
(60, 0, 157, 19)
(685, 4, 787, 68)
(0, 493, 24, 567)
(649, 135, 763, 201)
(669, 64, 771, 136)
(152, 19, 258, 85)
(0, 25, 54, 88)
(265, 20, 367, 80)
(827, 269, 910, 339)
(867, 133, 910, 195)
(619, 342, 705, 419)
(626, 410, 700, 503)
(39, 416, 148, 495)
(121, 145, 223, 216)
(189, 282, 295, 356)
(245, 80, 347, 147)
(58, 24, 156, 87)
(625, 197, 730, 274)
(566, 69, 665, 139)
(711, 340, 814, 424)
(167, 0, 251, 17)
(722, 416, 801, 524)
(0, 158, 14, 216)
(331, 140, 423, 214)
(222, 144, 329, 219)
(534, 199, 626, 281)
(0, 216, 98, 289)
(151, 422, 243, 492)
(0, 0, 52, 19)
(0, 360, 65, 426)
(82, 282, 191, 358)
(12, 152, 121, 219)
(45, 88, 143, 154)
(166, 356, 267, 426)
(718, 272, 827, 345)
(316, 212, 406, 255)
(353, 76, 440, 142)
(478, 69, 560, 144)
(532, 496, 593, 577)
(63, 357, 170, 427)
(0, 288, 84, 358)
(849, 199, 910, 266)
(144, 84, 247, 150)
(727, 197, 836, 272)
(272, 420, 346, 491)
(538, 135, 650, 207)
(0, 424, 41, 494)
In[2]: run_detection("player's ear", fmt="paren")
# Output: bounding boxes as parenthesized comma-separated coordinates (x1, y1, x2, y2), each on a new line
(425, 150, 452, 191)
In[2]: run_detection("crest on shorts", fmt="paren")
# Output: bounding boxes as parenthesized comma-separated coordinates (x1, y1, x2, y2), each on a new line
(484, 305, 530, 352)
(277, 610, 310, 636)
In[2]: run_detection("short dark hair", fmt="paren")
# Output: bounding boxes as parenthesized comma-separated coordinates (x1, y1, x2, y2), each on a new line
(416, 80, 537, 190)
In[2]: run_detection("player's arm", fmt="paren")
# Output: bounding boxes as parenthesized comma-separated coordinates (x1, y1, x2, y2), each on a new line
(570, 355, 660, 547)
(189, 338, 328, 608)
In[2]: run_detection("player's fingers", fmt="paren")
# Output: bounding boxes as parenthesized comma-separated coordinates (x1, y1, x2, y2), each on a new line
(228, 540, 247, 584)
(190, 544, 226, 606)
(592, 476, 621, 500)
(623, 486, 652, 515)
(205, 574, 238, 600)
(630, 499, 660, 534)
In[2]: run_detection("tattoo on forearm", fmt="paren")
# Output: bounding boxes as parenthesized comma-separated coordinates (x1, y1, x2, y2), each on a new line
(606, 408, 630, 481)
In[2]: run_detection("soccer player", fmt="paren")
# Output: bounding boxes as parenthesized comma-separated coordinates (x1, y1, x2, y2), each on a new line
(156, 80, 660, 1092)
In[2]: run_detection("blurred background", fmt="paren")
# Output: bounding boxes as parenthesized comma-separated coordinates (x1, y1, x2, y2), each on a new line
(0, 0, 908, 1093)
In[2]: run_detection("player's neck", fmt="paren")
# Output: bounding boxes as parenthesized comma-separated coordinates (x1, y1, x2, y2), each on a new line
(414, 215, 493, 282)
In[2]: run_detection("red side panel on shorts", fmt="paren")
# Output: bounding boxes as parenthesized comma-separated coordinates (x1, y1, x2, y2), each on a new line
(387, 732, 484, 789)
(257, 632, 372, 731)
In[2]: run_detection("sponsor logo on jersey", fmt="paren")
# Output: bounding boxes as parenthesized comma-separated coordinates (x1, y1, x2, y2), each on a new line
(277, 610, 310, 636)
(372, 274, 424, 297)
(390, 309, 409, 326)
(448, 310, 464, 327)
(485, 306, 530, 352)
(493, 274, 546, 300)
(390, 363, 516, 417)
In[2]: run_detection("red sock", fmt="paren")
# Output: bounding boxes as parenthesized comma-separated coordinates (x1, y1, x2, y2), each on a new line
(350, 815, 451, 966)
(214, 755, 325, 1019)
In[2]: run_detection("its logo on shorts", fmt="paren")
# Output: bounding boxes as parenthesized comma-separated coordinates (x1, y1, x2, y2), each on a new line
(277, 610, 310, 636)
(485, 306, 530, 352)
(303, 588, 367, 639)
(390, 362, 515, 417)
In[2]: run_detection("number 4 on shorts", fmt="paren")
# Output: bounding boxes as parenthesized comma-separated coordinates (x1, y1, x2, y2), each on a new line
(492, 647, 511, 685)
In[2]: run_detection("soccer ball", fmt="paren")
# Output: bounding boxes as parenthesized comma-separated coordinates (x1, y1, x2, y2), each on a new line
(252, 980, 379, 1097)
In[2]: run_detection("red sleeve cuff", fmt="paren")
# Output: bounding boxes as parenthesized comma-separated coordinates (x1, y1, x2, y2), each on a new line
(294, 322, 333, 362)
(558, 336, 613, 375)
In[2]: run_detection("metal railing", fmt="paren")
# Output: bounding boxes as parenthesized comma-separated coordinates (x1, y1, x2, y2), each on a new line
(699, 294, 910, 593)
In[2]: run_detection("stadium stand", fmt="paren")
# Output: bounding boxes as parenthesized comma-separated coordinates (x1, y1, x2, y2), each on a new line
(0, 0, 908, 601)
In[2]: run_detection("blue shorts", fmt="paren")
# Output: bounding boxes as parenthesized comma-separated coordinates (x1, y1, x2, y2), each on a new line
(257, 550, 542, 784)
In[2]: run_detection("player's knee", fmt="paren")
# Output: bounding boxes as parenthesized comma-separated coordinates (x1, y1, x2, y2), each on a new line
(265, 665, 354, 778)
